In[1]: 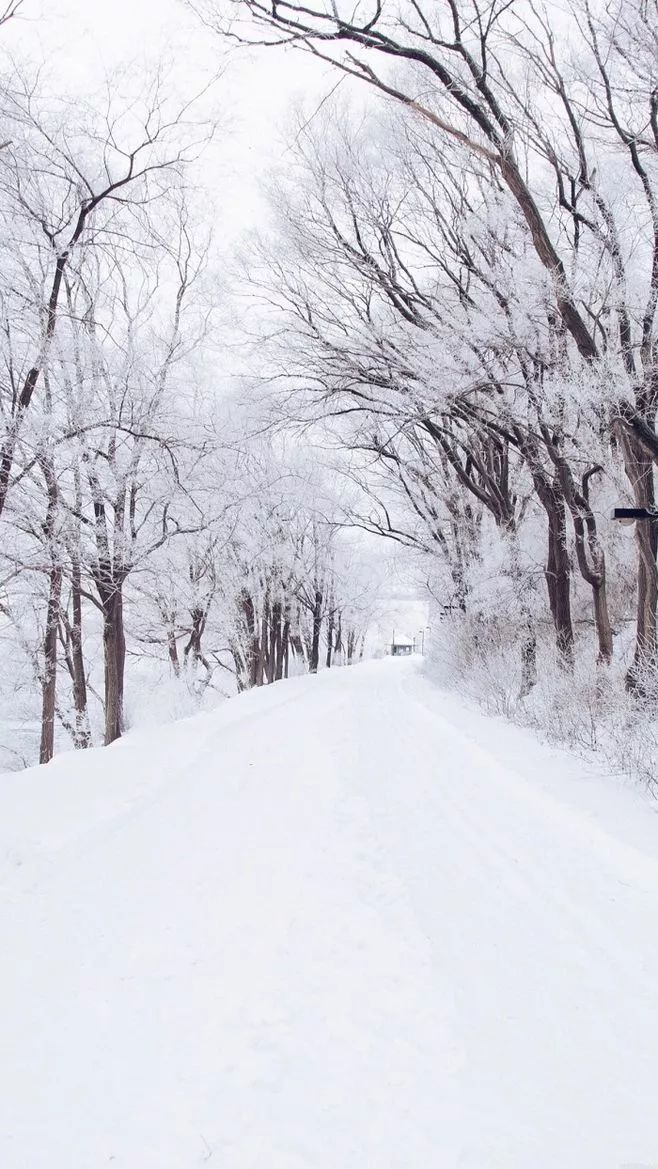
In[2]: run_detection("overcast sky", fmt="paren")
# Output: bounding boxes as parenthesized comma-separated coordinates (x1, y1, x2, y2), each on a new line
(4, 0, 334, 237)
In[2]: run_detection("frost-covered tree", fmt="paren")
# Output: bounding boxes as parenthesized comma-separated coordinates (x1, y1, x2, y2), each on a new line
(183, 0, 658, 771)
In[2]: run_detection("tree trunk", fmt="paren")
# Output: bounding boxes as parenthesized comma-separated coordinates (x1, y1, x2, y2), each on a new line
(571, 513, 613, 667)
(284, 621, 291, 679)
(39, 452, 62, 764)
(103, 586, 126, 745)
(309, 588, 323, 674)
(167, 628, 181, 677)
(552, 459, 613, 668)
(256, 609, 268, 686)
(184, 606, 208, 670)
(622, 432, 658, 690)
(231, 643, 248, 691)
(276, 610, 289, 682)
(40, 563, 63, 764)
(507, 530, 537, 699)
(69, 562, 92, 747)
(325, 607, 334, 669)
(334, 613, 343, 664)
(268, 599, 281, 684)
(592, 581, 613, 667)
(241, 591, 259, 689)
(521, 442, 575, 668)
(289, 629, 304, 667)
(544, 494, 574, 666)
(519, 620, 537, 700)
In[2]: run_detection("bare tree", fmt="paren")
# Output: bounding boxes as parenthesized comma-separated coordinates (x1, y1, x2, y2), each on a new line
(0, 71, 212, 519)
(202, 0, 658, 684)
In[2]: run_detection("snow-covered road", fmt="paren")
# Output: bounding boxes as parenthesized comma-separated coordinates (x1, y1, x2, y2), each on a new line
(3, 659, 658, 1169)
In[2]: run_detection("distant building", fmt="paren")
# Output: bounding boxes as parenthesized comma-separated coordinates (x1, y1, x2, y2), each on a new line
(390, 634, 414, 657)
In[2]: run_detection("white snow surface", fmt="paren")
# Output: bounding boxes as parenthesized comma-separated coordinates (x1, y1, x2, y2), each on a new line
(3, 658, 658, 1168)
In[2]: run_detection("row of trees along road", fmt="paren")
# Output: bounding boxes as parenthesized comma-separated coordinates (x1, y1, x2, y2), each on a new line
(192, 0, 658, 711)
(0, 21, 380, 769)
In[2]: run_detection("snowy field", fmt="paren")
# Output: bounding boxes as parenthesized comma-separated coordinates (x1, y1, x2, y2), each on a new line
(2, 658, 658, 1169)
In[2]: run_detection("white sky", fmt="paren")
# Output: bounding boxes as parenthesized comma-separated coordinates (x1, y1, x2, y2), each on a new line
(4, 0, 335, 237)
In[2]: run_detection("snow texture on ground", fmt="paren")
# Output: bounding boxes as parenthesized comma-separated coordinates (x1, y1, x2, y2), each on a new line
(2, 657, 658, 1169)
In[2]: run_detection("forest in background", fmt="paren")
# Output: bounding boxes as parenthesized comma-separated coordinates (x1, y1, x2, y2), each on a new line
(3, 0, 658, 783)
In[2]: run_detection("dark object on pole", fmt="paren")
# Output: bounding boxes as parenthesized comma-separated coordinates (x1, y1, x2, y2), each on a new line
(612, 507, 658, 523)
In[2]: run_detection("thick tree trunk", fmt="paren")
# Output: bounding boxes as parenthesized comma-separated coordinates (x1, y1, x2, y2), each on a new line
(103, 586, 126, 745)
(521, 444, 575, 668)
(592, 582, 613, 667)
(571, 511, 613, 668)
(544, 495, 574, 666)
(622, 433, 658, 690)
(573, 527, 613, 668)
(40, 563, 63, 764)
